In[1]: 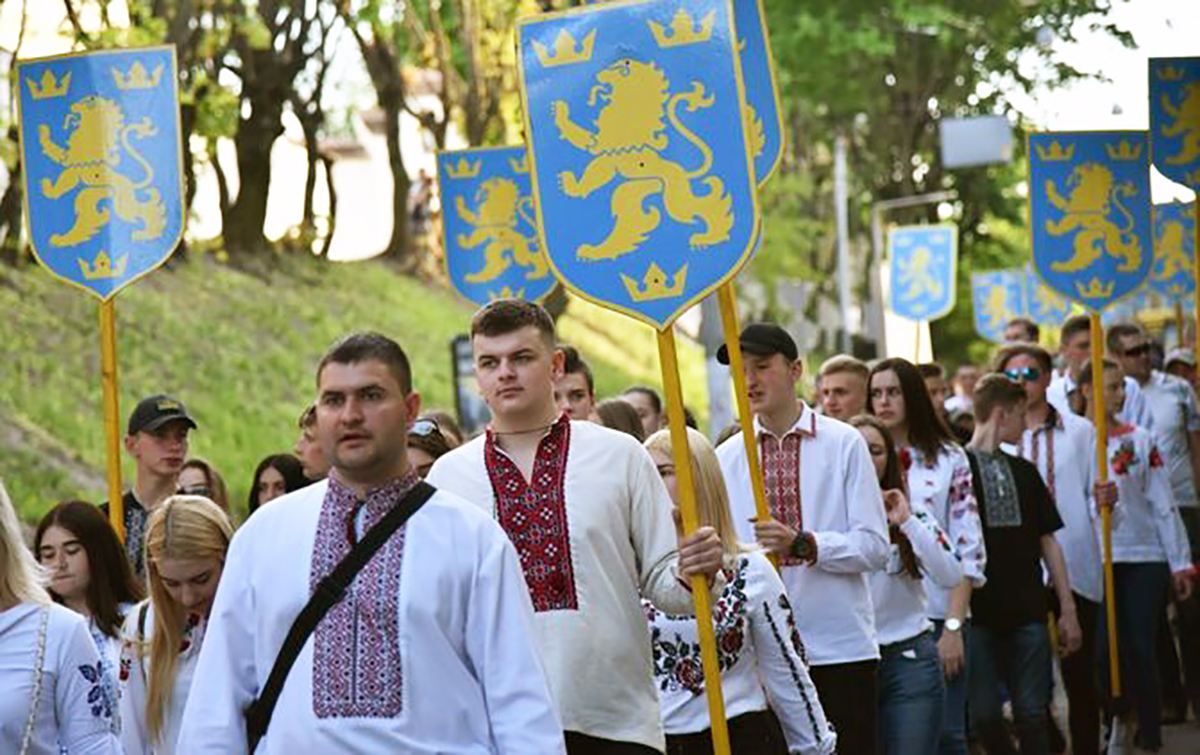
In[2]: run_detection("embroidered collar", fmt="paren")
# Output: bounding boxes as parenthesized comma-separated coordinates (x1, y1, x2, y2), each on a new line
(485, 411, 570, 454)
(754, 402, 817, 441)
(325, 471, 421, 531)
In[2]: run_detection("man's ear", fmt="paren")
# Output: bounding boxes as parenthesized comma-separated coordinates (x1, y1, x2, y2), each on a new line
(789, 357, 805, 384)
(551, 348, 566, 380)
(405, 390, 422, 423)
(123, 435, 137, 455)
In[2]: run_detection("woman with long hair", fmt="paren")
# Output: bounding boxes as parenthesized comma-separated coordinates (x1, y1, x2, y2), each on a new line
(246, 453, 307, 513)
(118, 495, 232, 754)
(643, 428, 835, 755)
(0, 481, 121, 753)
(35, 501, 144, 727)
(849, 415, 963, 755)
(868, 357, 985, 755)
(177, 459, 231, 513)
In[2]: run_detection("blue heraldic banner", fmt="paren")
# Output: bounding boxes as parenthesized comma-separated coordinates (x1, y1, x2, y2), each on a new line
(1028, 131, 1152, 312)
(887, 224, 957, 322)
(17, 46, 184, 300)
(1151, 201, 1195, 298)
(1150, 57, 1200, 189)
(1023, 266, 1072, 328)
(972, 269, 1025, 344)
(437, 146, 554, 306)
(735, 0, 784, 185)
(517, 0, 760, 330)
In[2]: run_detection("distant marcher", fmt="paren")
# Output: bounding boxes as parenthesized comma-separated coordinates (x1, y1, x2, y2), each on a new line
(917, 363, 950, 423)
(945, 364, 981, 415)
(422, 408, 465, 447)
(595, 398, 646, 442)
(555, 344, 597, 420)
(246, 454, 308, 513)
(119, 495, 233, 755)
(177, 459, 230, 513)
(293, 404, 330, 481)
(36, 501, 144, 731)
(818, 355, 869, 422)
(622, 385, 665, 438)
(407, 416, 453, 478)
(947, 408, 975, 446)
(0, 481, 122, 754)
(1048, 314, 1153, 429)
(1164, 348, 1197, 388)
(1004, 317, 1040, 344)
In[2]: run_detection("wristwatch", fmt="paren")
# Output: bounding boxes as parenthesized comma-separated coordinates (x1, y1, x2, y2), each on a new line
(789, 532, 816, 563)
(944, 617, 963, 633)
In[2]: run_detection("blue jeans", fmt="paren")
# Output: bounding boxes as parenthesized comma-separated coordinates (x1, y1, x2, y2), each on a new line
(878, 630, 945, 755)
(967, 621, 1052, 754)
(1098, 561, 1172, 750)
(931, 619, 969, 755)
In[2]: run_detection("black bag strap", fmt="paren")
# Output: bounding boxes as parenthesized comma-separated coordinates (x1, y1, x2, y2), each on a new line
(244, 481, 436, 751)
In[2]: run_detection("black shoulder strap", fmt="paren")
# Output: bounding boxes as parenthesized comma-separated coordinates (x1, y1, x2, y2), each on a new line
(244, 481, 436, 751)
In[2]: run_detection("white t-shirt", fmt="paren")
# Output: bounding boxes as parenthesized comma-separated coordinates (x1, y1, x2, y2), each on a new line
(1141, 370, 1200, 508)
(0, 602, 121, 754)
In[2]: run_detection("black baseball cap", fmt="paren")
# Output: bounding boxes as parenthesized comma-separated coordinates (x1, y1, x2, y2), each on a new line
(716, 323, 799, 365)
(127, 394, 198, 435)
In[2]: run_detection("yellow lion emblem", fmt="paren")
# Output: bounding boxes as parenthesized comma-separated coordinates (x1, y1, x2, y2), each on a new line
(1044, 163, 1141, 273)
(1161, 82, 1200, 166)
(1154, 219, 1191, 282)
(552, 58, 733, 260)
(982, 285, 1014, 330)
(38, 95, 166, 247)
(455, 177, 548, 283)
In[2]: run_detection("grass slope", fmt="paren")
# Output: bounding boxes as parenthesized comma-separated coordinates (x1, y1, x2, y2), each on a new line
(0, 256, 706, 521)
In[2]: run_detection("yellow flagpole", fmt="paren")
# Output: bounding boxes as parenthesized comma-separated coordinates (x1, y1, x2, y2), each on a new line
(99, 299, 124, 542)
(716, 284, 775, 568)
(914, 320, 922, 363)
(657, 327, 731, 755)
(1090, 313, 1120, 696)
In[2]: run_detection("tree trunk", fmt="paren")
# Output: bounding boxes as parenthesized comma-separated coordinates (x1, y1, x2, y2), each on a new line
(0, 160, 23, 264)
(381, 91, 412, 266)
(319, 154, 337, 258)
(225, 90, 284, 254)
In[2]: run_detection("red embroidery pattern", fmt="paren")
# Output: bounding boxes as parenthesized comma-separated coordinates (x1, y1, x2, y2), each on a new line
(309, 473, 419, 719)
(760, 432, 804, 566)
(485, 416, 577, 612)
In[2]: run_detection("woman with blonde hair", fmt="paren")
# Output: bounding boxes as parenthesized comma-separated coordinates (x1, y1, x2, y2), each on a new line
(0, 481, 121, 753)
(118, 495, 232, 754)
(643, 428, 835, 755)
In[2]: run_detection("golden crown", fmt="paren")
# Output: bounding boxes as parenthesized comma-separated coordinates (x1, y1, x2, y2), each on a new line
(1074, 277, 1115, 300)
(509, 154, 529, 174)
(78, 251, 128, 281)
(621, 262, 687, 303)
(533, 29, 596, 68)
(1034, 141, 1075, 162)
(1104, 139, 1143, 161)
(649, 9, 715, 48)
(489, 285, 525, 300)
(26, 69, 70, 100)
(112, 61, 164, 90)
(444, 157, 481, 180)
(1156, 65, 1187, 82)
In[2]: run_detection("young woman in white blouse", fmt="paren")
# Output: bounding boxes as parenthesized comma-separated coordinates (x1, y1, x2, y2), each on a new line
(644, 427, 836, 755)
(868, 357, 985, 755)
(0, 481, 121, 754)
(850, 415, 963, 755)
(119, 495, 232, 755)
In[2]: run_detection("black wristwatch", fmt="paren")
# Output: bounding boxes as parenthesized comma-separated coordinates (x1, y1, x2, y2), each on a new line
(789, 532, 816, 563)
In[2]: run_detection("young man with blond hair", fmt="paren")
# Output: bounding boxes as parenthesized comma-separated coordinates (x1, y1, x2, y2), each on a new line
(817, 354, 869, 422)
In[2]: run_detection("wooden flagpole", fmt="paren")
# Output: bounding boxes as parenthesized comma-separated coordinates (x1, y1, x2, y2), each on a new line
(1090, 313, 1120, 695)
(99, 298, 125, 541)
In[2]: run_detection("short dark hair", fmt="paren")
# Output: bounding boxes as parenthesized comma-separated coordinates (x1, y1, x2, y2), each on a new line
(1077, 356, 1120, 388)
(470, 298, 556, 345)
(916, 362, 946, 380)
(1061, 314, 1091, 344)
(1005, 317, 1040, 342)
(560, 344, 594, 396)
(993, 343, 1054, 375)
(247, 454, 308, 514)
(298, 404, 317, 430)
(595, 398, 645, 441)
(622, 385, 663, 415)
(973, 374, 1028, 422)
(1106, 322, 1145, 355)
(316, 332, 412, 393)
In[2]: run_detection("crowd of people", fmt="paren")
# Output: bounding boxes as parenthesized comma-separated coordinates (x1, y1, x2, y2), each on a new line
(1, 299, 1198, 755)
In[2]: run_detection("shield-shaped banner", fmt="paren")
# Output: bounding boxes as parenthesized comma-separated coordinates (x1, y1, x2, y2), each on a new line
(436, 146, 554, 306)
(16, 46, 184, 301)
(887, 224, 957, 322)
(1150, 201, 1195, 298)
(736, 0, 784, 186)
(972, 269, 1025, 344)
(1149, 58, 1200, 189)
(1028, 131, 1152, 311)
(1023, 265, 1072, 328)
(517, 0, 760, 330)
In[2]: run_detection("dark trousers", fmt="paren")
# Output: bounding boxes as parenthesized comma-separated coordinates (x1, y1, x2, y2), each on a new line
(664, 709, 787, 755)
(810, 658, 879, 755)
(967, 621, 1052, 755)
(565, 731, 660, 754)
(1098, 562, 1172, 750)
(1157, 507, 1200, 718)
(1051, 591, 1101, 755)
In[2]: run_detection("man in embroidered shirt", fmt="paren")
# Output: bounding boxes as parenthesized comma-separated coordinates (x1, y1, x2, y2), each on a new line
(426, 299, 726, 755)
(1048, 314, 1153, 429)
(177, 332, 564, 753)
(817, 354, 869, 422)
(995, 342, 1109, 755)
(102, 394, 197, 578)
(715, 323, 890, 755)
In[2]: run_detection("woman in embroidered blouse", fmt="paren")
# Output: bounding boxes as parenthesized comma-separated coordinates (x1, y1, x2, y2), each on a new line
(868, 357, 984, 755)
(34, 501, 143, 730)
(850, 415, 963, 755)
(119, 495, 232, 755)
(1076, 358, 1193, 752)
(0, 481, 121, 754)
(643, 427, 836, 755)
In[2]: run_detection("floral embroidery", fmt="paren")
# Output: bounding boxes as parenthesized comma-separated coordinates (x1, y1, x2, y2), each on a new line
(309, 473, 419, 719)
(485, 415, 577, 612)
(765, 593, 823, 735)
(118, 654, 132, 683)
(1111, 440, 1139, 476)
(760, 432, 805, 566)
(1150, 446, 1164, 469)
(78, 662, 113, 718)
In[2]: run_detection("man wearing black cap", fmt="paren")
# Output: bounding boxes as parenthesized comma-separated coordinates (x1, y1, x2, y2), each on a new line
(106, 394, 197, 576)
(716, 323, 889, 755)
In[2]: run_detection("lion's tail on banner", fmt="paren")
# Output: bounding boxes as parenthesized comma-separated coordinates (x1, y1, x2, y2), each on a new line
(122, 118, 158, 191)
(669, 83, 716, 180)
(517, 196, 538, 232)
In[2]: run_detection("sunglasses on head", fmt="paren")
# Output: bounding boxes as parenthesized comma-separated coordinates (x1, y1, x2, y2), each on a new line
(1004, 366, 1041, 382)
(1124, 343, 1152, 357)
(409, 418, 441, 438)
(178, 484, 211, 497)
